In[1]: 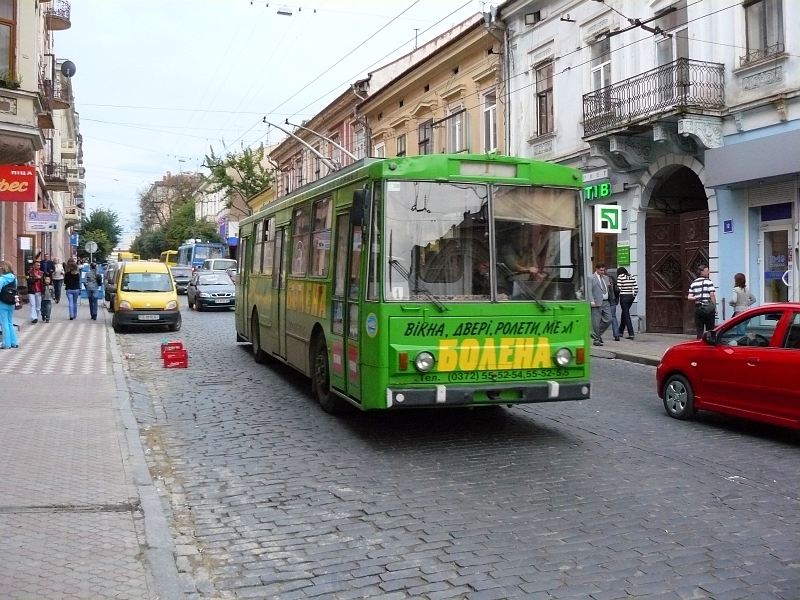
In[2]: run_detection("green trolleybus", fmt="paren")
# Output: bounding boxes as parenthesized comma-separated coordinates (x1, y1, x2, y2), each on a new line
(235, 154, 590, 412)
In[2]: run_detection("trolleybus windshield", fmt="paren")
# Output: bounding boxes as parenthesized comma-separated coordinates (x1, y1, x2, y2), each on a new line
(384, 181, 583, 303)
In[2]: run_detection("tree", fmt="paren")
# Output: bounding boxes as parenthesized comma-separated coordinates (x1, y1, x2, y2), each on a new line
(130, 229, 168, 260)
(81, 208, 123, 250)
(137, 172, 204, 232)
(204, 143, 274, 206)
(161, 201, 221, 250)
(78, 228, 112, 263)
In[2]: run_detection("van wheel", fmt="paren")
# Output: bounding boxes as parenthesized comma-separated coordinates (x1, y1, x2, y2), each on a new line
(112, 313, 124, 334)
(251, 310, 267, 364)
(313, 335, 347, 414)
(168, 318, 181, 332)
(107, 296, 115, 313)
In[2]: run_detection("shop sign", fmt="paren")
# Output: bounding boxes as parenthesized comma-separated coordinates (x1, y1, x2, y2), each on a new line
(26, 210, 59, 232)
(594, 204, 621, 234)
(584, 182, 611, 201)
(0, 165, 36, 202)
(617, 241, 630, 266)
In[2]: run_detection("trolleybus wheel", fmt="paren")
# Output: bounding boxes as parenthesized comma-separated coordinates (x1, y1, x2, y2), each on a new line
(251, 310, 267, 364)
(313, 335, 347, 414)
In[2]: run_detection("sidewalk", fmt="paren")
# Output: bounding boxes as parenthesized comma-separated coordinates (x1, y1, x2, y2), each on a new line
(0, 300, 183, 599)
(590, 331, 695, 366)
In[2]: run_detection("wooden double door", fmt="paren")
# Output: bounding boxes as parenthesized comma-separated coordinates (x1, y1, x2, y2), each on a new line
(645, 210, 709, 334)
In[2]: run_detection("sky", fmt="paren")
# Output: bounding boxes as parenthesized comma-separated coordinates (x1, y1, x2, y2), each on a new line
(56, 0, 485, 245)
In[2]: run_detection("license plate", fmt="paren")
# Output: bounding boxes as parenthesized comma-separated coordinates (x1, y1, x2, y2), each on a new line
(138, 314, 160, 321)
(214, 299, 230, 304)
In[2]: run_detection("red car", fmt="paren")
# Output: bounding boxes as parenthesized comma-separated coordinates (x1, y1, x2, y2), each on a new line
(657, 302, 800, 430)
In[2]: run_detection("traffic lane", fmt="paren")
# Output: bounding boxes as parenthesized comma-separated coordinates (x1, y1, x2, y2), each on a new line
(116, 312, 800, 600)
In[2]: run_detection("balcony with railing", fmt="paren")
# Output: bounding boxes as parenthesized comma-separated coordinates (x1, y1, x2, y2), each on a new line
(45, 0, 71, 31)
(582, 58, 724, 138)
(739, 42, 785, 68)
(42, 162, 69, 191)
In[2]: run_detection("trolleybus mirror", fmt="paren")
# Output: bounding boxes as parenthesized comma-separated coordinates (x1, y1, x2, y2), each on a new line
(351, 189, 371, 227)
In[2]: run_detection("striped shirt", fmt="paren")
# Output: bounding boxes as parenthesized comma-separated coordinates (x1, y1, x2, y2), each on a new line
(688, 277, 715, 304)
(617, 273, 638, 296)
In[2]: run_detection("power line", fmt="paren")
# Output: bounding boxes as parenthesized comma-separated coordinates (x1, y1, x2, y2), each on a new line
(264, 0, 422, 119)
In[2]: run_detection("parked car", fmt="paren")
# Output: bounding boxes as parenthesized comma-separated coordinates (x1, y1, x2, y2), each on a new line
(657, 303, 800, 430)
(187, 271, 235, 311)
(103, 261, 121, 301)
(201, 258, 236, 272)
(170, 266, 192, 295)
(109, 261, 181, 333)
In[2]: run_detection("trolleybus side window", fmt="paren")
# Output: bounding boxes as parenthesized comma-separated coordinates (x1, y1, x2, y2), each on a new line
(291, 205, 311, 277)
(253, 221, 263, 274)
(367, 185, 381, 301)
(310, 198, 332, 278)
(262, 218, 275, 277)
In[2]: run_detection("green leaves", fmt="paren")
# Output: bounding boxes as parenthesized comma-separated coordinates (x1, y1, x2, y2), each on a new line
(204, 143, 274, 201)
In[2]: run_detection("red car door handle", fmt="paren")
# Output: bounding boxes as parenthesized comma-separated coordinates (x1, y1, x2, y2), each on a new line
(747, 359, 759, 366)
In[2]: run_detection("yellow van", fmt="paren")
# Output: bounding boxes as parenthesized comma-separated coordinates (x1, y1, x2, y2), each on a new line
(109, 261, 181, 333)
(160, 250, 178, 266)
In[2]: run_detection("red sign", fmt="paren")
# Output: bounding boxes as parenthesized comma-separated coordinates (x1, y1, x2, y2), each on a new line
(0, 165, 36, 202)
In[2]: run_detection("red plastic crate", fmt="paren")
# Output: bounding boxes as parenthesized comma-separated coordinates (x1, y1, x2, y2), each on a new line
(160, 341, 184, 357)
(163, 349, 188, 368)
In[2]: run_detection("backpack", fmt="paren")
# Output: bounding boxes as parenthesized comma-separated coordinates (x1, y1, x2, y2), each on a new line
(0, 281, 17, 305)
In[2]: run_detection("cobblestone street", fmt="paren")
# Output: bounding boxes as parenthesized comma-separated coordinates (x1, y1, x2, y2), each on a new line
(116, 298, 800, 600)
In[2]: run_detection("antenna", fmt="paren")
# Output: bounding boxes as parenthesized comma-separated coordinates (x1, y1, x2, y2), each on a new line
(265, 120, 339, 172)
(284, 119, 357, 161)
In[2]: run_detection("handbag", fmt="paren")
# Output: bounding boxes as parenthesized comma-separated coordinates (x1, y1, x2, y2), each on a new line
(695, 301, 715, 318)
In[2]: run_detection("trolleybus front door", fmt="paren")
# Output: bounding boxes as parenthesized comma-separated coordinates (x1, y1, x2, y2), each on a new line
(331, 212, 362, 403)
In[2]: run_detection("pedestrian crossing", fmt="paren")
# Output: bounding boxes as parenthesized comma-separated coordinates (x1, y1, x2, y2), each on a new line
(0, 320, 108, 375)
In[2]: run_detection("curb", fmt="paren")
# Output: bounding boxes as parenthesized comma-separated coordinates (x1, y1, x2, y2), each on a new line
(104, 311, 186, 600)
(590, 348, 661, 367)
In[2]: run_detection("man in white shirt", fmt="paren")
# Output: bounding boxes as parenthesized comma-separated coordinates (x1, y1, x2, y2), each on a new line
(589, 263, 612, 346)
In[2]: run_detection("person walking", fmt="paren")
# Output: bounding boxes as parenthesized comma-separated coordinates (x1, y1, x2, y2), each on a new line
(0, 261, 19, 349)
(84, 263, 102, 320)
(26, 260, 44, 324)
(688, 264, 717, 339)
(607, 272, 621, 341)
(41, 253, 55, 277)
(589, 263, 612, 346)
(52, 258, 65, 303)
(64, 259, 82, 321)
(616, 267, 638, 340)
(729, 272, 756, 335)
(41, 275, 55, 323)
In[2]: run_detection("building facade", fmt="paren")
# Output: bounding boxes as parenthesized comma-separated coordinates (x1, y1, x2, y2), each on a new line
(0, 0, 82, 278)
(359, 18, 504, 160)
(502, 0, 799, 333)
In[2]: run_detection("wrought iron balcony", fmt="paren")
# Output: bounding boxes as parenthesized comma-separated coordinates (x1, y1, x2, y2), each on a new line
(45, 0, 71, 31)
(582, 58, 724, 138)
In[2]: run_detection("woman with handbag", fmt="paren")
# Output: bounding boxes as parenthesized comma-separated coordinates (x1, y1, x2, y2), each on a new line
(687, 264, 717, 339)
(0, 261, 20, 349)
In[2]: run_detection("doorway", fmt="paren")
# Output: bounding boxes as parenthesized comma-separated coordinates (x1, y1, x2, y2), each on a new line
(760, 225, 796, 303)
(645, 166, 709, 334)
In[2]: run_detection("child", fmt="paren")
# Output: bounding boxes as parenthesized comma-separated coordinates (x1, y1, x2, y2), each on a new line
(41, 275, 55, 323)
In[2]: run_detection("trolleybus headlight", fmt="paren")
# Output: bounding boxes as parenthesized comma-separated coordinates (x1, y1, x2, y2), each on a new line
(414, 351, 435, 372)
(555, 348, 572, 367)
